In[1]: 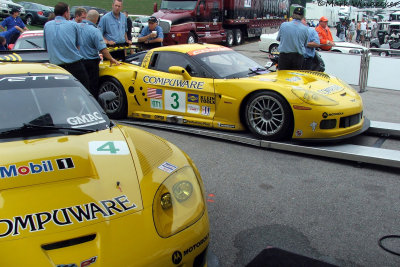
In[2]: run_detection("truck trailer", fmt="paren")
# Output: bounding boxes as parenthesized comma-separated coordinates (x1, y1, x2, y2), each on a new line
(152, 0, 290, 46)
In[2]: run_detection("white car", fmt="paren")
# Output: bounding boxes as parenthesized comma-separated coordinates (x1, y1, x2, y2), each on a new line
(259, 30, 366, 54)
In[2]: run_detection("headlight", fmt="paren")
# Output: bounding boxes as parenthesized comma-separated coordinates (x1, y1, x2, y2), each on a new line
(0, 3, 7, 8)
(337, 78, 357, 93)
(292, 87, 338, 106)
(153, 166, 205, 238)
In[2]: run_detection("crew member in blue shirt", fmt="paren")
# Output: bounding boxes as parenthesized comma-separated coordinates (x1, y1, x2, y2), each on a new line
(79, 10, 120, 97)
(138, 16, 164, 50)
(44, 2, 89, 90)
(98, 0, 131, 46)
(276, 6, 308, 70)
(301, 18, 321, 70)
(0, 27, 20, 47)
(0, 8, 29, 44)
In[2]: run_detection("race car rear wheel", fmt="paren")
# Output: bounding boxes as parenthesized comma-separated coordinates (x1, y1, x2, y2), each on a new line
(98, 77, 127, 119)
(244, 91, 293, 140)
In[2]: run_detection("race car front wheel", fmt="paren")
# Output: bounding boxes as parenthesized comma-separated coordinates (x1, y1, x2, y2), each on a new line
(98, 77, 127, 119)
(244, 91, 293, 140)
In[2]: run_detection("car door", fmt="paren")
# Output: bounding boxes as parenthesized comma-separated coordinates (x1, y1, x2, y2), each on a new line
(134, 51, 216, 127)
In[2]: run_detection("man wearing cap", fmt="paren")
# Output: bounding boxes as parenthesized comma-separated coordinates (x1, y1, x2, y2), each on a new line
(0, 8, 29, 44)
(44, 2, 89, 90)
(315, 16, 335, 51)
(138, 16, 164, 50)
(276, 6, 308, 70)
(98, 0, 131, 46)
(78, 9, 120, 97)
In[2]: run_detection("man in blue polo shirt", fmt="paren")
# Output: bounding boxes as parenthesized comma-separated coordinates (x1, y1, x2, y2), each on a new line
(79, 9, 120, 97)
(0, 8, 29, 44)
(98, 0, 131, 46)
(0, 27, 20, 47)
(44, 2, 89, 90)
(276, 6, 308, 70)
(301, 18, 321, 70)
(138, 16, 164, 50)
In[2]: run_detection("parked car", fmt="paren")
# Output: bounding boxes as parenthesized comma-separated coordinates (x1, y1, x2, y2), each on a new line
(18, 1, 52, 25)
(98, 43, 368, 141)
(0, 61, 210, 266)
(8, 29, 43, 50)
(0, 0, 25, 19)
(70, 5, 107, 20)
(132, 15, 150, 31)
(259, 30, 366, 54)
(370, 21, 400, 56)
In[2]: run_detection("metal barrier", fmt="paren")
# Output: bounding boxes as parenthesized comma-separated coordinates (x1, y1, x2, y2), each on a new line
(319, 47, 400, 92)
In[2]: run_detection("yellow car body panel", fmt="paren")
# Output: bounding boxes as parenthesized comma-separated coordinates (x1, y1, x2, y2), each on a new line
(0, 63, 209, 266)
(99, 44, 366, 140)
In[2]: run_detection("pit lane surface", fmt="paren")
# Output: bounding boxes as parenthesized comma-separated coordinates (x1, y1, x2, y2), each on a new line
(130, 41, 400, 266)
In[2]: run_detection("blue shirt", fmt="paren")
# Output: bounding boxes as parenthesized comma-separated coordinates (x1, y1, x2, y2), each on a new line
(139, 25, 164, 41)
(44, 16, 82, 65)
(0, 27, 19, 44)
(98, 12, 127, 44)
(277, 19, 308, 55)
(78, 20, 107, 60)
(1, 16, 25, 30)
(305, 27, 320, 58)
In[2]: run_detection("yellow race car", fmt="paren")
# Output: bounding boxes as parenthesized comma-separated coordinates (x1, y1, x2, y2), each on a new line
(99, 44, 368, 141)
(0, 62, 209, 266)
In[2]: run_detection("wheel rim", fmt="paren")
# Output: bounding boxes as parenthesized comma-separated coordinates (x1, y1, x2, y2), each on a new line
(26, 17, 32, 25)
(188, 35, 195, 44)
(379, 52, 386, 56)
(99, 81, 122, 113)
(247, 95, 285, 136)
(236, 31, 242, 43)
(227, 33, 233, 46)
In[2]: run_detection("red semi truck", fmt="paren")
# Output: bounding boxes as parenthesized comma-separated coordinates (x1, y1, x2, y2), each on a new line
(152, 0, 290, 46)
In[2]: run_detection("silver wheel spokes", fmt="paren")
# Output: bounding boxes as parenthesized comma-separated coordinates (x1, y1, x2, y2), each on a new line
(248, 96, 284, 136)
(99, 82, 121, 112)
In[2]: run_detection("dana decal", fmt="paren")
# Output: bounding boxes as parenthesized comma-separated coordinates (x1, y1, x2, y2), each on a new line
(0, 195, 136, 238)
(143, 76, 204, 89)
(0, 158, 74, 179)
(67, 112, 105, 128)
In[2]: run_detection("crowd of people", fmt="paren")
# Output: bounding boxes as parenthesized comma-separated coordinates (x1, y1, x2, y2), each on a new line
(336, 18, 378, 43)
(0, 0, 164, 97)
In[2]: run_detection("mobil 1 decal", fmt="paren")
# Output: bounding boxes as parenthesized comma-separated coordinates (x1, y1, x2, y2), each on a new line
(165, 90, 186, 113)
(89, 141, 130, 155)
(1, 157, 74, 179)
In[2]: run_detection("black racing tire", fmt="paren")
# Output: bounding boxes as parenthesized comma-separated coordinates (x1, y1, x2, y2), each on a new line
(225, 30, 234, 47)
(233, 29, 243, 45)
(269, 43, 279, 54)
(25, 15, 33, 26)
(98, 77, 127, 119)
(187, 32, 197, 44)
(244, 91, 293, 140)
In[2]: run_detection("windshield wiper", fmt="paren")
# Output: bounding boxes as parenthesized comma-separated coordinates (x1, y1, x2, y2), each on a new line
(25, 40, 41, 49)
(0, 123, 96, 137)
(248, 67, 269, 75)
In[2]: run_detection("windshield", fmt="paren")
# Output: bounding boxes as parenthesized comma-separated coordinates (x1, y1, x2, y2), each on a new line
(193, 50, 265, 79)
(14, 35, 44, 49)
(0, 74, 110, 138)
(160, 0, 197, 10)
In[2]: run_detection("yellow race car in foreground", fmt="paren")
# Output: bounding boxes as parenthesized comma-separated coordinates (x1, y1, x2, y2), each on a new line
(99, 44, 368, 141)
(0, 62, 209, 266)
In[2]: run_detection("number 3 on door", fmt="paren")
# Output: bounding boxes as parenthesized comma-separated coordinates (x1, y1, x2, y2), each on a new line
(165, 90, 186, 113)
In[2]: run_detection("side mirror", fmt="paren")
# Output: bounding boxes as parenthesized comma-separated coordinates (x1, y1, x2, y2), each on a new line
(153, 2, 158, 13)
(169, 66, 192, 80)
(199, 3, 205, 17)
(98, 91, 117, 113)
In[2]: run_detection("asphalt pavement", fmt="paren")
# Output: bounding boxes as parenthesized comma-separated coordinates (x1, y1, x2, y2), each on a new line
(133, 40, 400, 266)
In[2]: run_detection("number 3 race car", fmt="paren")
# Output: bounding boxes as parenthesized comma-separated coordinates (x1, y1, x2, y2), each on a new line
(0, 62, 209, 266)
(99, 44, 368, 141)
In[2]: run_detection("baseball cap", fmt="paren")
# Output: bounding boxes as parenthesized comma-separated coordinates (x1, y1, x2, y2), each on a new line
(293, 7, 304, 16)
(320, 16, 328, 22)
(11, 8, 20, 14)
(148, 16, 158, 23)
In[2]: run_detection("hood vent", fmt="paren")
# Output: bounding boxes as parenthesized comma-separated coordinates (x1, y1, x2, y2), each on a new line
(41, 234, 96, 251)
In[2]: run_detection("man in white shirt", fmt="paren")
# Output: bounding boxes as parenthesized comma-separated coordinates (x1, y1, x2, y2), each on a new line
(360, 19, 367, 44)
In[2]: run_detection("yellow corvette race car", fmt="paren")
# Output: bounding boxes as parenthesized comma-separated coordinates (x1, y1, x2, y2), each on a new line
(0, 62, 209, 266)
(99, 44, 368, 141)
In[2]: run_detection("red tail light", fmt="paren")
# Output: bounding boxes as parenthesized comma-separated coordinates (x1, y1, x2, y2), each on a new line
(37, 11, 43, 15)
